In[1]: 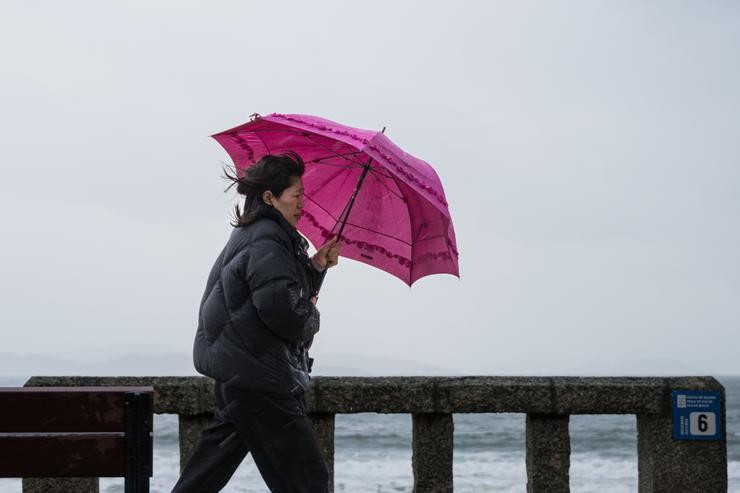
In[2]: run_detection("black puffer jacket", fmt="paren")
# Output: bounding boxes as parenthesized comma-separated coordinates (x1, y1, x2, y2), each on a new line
(193, 207, 322, 394)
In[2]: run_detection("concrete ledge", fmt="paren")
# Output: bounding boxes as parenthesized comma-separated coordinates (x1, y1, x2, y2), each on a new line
(25, 375, 723, 415)
(25, 376, 215, 415)
(551, 377, 665, 414)
(436, 377, 552, 413)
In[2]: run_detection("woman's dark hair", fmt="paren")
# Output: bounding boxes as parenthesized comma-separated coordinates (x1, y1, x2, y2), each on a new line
(223, 151, 305, 227)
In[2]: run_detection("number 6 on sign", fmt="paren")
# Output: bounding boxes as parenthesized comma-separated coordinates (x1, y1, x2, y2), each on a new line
(689, 412, 716, 435)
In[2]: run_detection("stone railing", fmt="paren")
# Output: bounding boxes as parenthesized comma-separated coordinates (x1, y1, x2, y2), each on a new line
(22, 376, 727, 492)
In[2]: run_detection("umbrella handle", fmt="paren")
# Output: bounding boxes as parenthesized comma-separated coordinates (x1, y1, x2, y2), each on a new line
(313, 269, 328, 297)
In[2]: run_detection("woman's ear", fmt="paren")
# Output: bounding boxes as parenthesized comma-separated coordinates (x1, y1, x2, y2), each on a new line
(262, 190, 273, 206)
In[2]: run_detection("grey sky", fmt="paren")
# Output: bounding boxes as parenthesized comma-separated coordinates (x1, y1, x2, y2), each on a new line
(1, 1, 738, 376)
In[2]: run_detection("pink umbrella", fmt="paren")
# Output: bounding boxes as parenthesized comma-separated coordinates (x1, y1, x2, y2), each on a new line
(211, 113, 459, 286)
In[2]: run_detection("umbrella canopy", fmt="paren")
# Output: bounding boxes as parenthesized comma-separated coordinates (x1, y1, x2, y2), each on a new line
(212, 113, 459, 286)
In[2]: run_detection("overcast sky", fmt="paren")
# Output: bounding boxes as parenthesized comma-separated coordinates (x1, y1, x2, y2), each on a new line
(1, 1, 738, 377)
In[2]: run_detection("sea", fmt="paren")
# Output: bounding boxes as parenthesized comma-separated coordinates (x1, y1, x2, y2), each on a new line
(1, 375, 738, 493)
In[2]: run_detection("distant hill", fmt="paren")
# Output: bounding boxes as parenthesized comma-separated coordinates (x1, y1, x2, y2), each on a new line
(0, 352, 196, 380)
(0, 351, 459, 381)
(6, 350, 719, 380)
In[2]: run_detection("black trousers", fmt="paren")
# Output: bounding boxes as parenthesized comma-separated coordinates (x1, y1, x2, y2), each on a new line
(171, 382, 329, 493)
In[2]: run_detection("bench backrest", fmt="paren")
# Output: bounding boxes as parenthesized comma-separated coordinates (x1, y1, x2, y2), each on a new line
(0, 386, 153, 490)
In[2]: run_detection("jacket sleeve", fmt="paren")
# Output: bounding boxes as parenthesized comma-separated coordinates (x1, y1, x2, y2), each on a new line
(245, 233, 320, 343)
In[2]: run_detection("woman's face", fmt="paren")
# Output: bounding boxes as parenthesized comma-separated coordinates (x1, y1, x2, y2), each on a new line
(269, 176, 305, 226)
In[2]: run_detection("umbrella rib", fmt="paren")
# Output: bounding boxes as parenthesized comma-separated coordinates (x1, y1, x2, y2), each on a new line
(236, 128, 308, 146)
(366, 166, 396, 180)
(367, 168, 405, 201)
(304, 165, 355, 235)
(408, 187, 414, 282)
(304, 194, 342, 223)
(310, 162, 357, 170)
(254, 130, 272, 155)
(304, 150, 365, 166)
(332, 221, 412, 246)
(304, 152, 362, 169)
(238, 129, 315, 135)
(239, 128, 359, 164)
(375, 169, 415, 281)
(304, 195, 412, 247)
(409, 233, 450, 243)
(235, 129, 373, 170)
(238, 129, 364, 169)
(397, 172, 415, 282)
(300, 134, 367, 167)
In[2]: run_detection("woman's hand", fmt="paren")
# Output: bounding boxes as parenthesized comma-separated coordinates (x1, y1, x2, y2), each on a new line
(312, 236, 340, 270)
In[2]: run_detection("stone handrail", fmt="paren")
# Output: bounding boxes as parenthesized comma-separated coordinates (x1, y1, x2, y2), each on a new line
(22, 376, 727, 492)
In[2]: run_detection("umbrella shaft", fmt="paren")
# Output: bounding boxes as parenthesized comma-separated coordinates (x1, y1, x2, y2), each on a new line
(336, 159, 372, 239)
(315, 159, 372, 296)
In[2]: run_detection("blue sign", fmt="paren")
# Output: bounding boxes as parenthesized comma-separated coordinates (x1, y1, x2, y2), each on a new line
(672, 390, 722, 441)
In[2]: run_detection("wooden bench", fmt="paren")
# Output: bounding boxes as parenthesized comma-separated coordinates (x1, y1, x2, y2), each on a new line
(0, 386, 153, 493)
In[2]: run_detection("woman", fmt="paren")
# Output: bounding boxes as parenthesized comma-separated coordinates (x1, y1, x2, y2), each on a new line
(172, 152, 339, 493)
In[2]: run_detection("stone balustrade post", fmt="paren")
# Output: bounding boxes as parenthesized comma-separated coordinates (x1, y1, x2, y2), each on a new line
(525, 414, 570, 493)
(412, 413, 453, 493)
(178, 413, 214, 472)
(309, 412, 336, 492)
(637, 413, 727, 492)
(636, 378, 728, 493)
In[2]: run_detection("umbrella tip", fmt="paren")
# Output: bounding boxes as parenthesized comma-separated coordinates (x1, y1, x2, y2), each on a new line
(249, 113, 261, 121)
(381, 126, 386, 134)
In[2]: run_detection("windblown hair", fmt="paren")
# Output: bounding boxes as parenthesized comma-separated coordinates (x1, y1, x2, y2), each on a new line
(223, 152, 305, 227)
